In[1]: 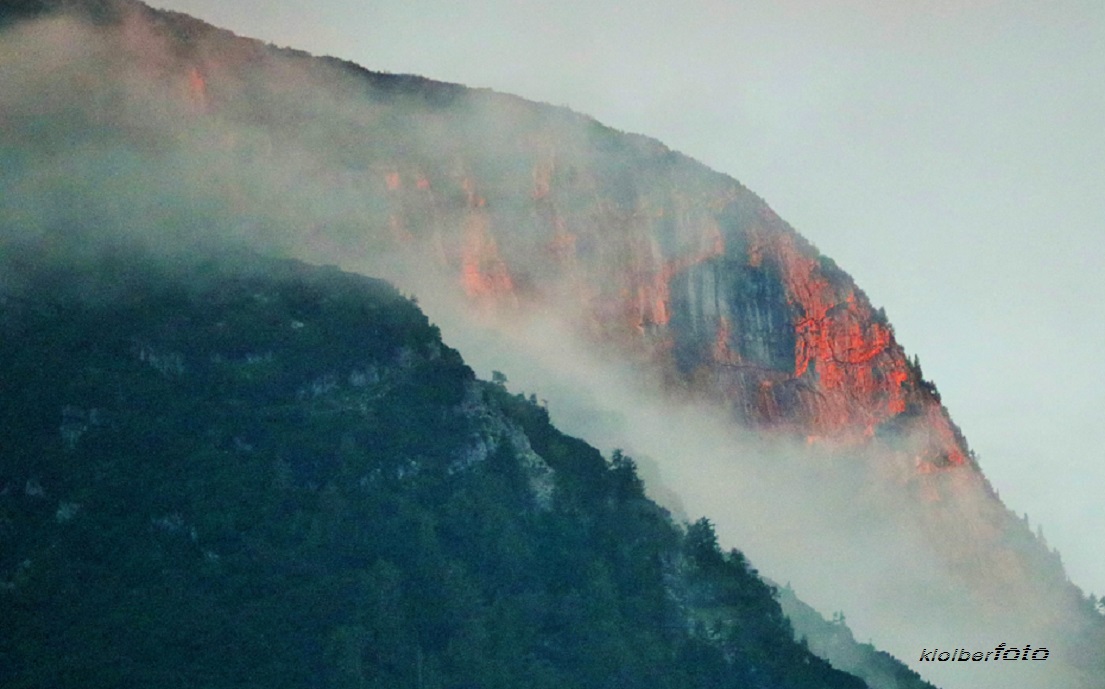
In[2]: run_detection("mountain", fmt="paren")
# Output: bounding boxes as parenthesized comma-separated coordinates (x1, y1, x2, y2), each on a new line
(775, 585, 942, 689)
(0, 245, 922, 689)
(1, 1, 1102, 687)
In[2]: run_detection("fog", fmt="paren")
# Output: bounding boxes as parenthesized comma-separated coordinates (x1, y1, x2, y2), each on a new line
(1, 8, 1098, 688)
(145, 0, 1105, 607)
(380, 280, 1089, 683)
(388, 263, 1083, 689)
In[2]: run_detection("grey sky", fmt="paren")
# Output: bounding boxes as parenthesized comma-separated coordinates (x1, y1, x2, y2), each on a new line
(149, 0, 1105, 598)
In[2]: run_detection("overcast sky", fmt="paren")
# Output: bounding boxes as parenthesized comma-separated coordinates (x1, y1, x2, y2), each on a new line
(150, 0, 1105, 598)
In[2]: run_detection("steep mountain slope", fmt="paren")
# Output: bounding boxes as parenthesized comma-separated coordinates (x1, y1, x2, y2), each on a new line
(0, 245, 899, 689)
(776, 585, 943, 689)
(1, 1, 1102, 687)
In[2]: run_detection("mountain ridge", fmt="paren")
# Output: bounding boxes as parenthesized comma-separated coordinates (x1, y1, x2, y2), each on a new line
(1, 2, 1102, 686)
(0, 245, 922, 688)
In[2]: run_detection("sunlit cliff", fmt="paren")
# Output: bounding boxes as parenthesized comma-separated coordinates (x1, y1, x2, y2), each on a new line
(1, 1, 1102, 687)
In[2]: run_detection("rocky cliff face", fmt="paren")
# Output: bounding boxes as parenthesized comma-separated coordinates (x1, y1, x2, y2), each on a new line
(329, 90, 976, 492)
(2, 2, 1102, 687)
(0, 8, 941, 466)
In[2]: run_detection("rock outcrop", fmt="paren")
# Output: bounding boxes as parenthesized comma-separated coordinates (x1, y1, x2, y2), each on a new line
(2, 2, 1102, 686)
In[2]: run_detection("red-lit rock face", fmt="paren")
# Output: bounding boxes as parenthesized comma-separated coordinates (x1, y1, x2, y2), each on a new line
(460, 208, 515, 301)
(322, 143, 970, 489)
(400, 153, 939, 458)
(122, 24, 1060, 629)
(15, 8, 1099, 676)
(186, 67, 207, 111)
(163, 51, 974, 492)
(747, 221, 912, 438)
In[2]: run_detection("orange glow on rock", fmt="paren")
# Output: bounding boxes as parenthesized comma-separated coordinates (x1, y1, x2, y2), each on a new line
(186, 67, 208, 110)
(460, 208, 514, 300)
(886, 362, 909, 415)
(653, 296, 669, 326)
(365, 163, 968, 483)
(712, 316, 738, 364)
(727, 224, 925, 441)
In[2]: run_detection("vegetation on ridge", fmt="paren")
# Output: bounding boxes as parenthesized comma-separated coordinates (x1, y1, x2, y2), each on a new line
(0, 248, 884, 688)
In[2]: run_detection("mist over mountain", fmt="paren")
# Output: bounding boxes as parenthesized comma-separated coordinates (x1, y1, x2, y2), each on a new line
(0, 245, 934, 688)
(1, 1, 1102, 687)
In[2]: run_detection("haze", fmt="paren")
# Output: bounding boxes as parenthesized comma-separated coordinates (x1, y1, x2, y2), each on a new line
(145, 0, 1105, 602)
(4, 4, 1100, 684)
(4, 4, 1101, 685)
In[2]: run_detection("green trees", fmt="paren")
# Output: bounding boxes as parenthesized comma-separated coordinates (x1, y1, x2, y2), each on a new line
(0, 251, 877, 689)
